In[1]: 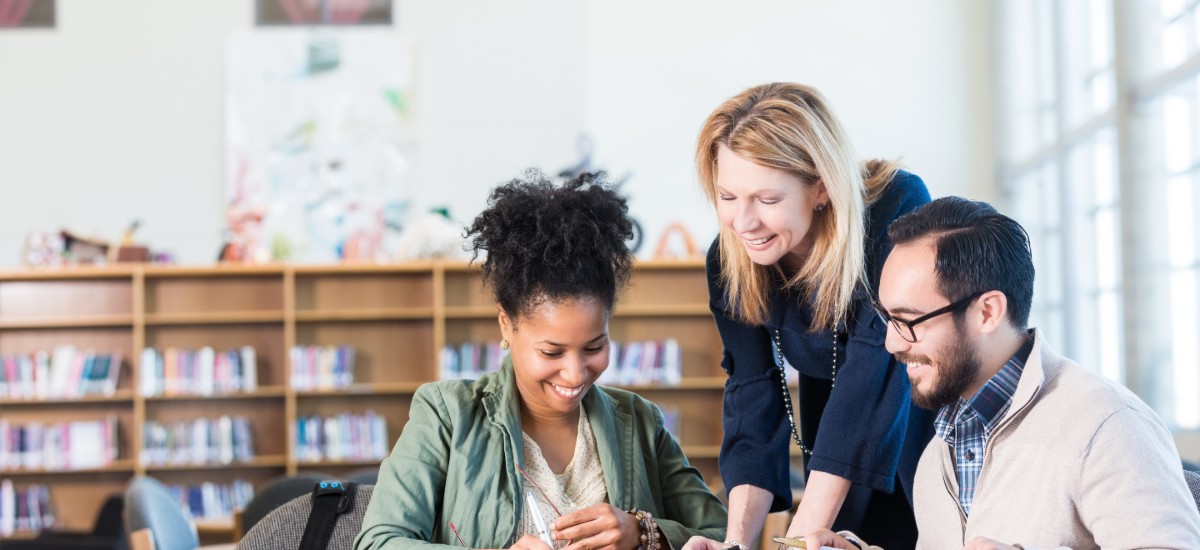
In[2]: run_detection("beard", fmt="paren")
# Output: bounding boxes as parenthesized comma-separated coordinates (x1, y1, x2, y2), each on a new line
(897, 328, 981, 410)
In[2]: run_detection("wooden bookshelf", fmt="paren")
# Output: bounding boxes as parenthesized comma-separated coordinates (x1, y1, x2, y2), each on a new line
(0, 259, 751, 542)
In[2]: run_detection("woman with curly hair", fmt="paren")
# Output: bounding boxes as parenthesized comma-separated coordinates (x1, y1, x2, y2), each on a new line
(355, 170, 727, 550)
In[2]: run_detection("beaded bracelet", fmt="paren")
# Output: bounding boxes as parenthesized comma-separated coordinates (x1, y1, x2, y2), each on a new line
(627, 509, 661, 550)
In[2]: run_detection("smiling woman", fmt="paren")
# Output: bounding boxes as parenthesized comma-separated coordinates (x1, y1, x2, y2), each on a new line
(354, 169, 727, 550)
(686, 83, 936, 550)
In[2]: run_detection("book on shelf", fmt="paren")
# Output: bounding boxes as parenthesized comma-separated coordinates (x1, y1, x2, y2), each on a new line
(0, 347, 123, 401)
(140, 346, 259, 397)
(165, 479, 254, 521)
(659, 405, 681, 439)
(140, 416, 254, 467)
(290, 345, 356, 390)
(294, 410, 388, 463)
(439, 341, 508, 380)
(0, 416, 119, 471)
(596, 339, 682, 386)
(0, 481, 54, 537)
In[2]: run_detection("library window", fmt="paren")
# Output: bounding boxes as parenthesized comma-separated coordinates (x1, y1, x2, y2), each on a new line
(998, 0, 1200, 426)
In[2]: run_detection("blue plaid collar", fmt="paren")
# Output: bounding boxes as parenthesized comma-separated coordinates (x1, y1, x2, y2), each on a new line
(935, 333, 1035, 443)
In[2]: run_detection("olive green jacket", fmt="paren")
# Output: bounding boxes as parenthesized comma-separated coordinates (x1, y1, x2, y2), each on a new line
(354, 360, 727, 550)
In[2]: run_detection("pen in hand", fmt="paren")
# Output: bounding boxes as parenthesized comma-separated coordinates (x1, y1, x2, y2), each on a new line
(525, 491, 555, 548)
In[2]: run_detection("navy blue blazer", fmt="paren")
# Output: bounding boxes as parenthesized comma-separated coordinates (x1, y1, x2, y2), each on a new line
(707, 171, 934, 513)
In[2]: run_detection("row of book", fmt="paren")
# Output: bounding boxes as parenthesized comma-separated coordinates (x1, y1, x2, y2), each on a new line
(0, 417, 119, 471)
(598, 339, 683, 386)
(0, 481, 53, 536)
(290, 345, 356, 390)
(294, 411, 389, 463)
(438, 341, 508, 380)
(140, 416, 254, 467)
(0, 347, 123, 401)
(167, 479, 254, 521)
(140, 346, 258, 397)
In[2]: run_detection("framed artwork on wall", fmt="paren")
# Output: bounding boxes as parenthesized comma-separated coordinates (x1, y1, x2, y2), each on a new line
(0, 0, 54, 29)
(256, 0, 392, 26)
(224, 30, 417, 263)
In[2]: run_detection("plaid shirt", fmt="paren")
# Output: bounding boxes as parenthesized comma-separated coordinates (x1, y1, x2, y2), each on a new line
(933, 334, 1034, 516)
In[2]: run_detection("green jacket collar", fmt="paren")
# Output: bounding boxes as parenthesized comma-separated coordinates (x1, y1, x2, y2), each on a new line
(476, 356, 635, 510)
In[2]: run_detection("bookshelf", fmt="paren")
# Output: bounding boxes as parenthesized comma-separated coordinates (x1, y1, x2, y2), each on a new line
(0, 259, 756, 543)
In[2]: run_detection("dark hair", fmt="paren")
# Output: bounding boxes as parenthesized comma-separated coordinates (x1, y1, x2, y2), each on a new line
(464, 169, 635, 321)
(887, 196, 1035, 330)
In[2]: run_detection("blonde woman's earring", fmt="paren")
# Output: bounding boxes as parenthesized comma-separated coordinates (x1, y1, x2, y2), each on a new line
(815, 202, 827, 212)
(500, 339, 510, 350)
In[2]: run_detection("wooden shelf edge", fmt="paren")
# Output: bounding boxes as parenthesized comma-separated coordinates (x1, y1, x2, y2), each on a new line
(295, 308, 435, 322)
(293, 261, 438, 275)
(144, 387, 287, 402)
(294, 382, 425, 396)
(194, 518, 235, 533)
(613, 305, 712, 317)
(0, 528, 39, 540)
(0, 315, 134, 329)
(0, 390, 136, 406)
(0, 460, 136, 476)
(292, 458, 384, 468)
(679, 446, 794, 459)
(144, 311, 285, 325)
(443, 306, 499, 319)
(0, 265, 136, 281)
(142, 265, 286, 277)
(680, 446, 721, 459)
(142, 455, 287, 472)
(608, 378, 726, 391)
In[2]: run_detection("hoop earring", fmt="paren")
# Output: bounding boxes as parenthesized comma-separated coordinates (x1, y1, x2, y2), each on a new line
(500, 339, 510, 350)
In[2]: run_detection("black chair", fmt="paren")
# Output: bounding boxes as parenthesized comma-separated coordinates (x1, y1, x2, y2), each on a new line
(236, 473, 330, 538)
(3, 493, 127, 550)
(237, 483, 373, 550)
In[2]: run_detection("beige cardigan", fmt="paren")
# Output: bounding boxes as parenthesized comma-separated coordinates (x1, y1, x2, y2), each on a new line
(910, 332, 1200, 549)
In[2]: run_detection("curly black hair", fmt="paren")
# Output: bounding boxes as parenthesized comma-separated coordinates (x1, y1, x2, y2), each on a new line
(464, 169, 635, 322)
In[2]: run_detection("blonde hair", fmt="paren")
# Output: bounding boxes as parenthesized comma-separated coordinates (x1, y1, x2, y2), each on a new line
(696, 83, 899, 329)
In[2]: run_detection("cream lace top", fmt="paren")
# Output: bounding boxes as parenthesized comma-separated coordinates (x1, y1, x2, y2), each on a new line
(517, 409, 609, 549)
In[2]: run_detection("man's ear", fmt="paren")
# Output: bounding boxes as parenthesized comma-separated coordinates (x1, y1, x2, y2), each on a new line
(976, 291, 1009, 335)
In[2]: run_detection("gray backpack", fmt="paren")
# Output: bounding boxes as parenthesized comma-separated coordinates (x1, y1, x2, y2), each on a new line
(237, 481, 372, 550)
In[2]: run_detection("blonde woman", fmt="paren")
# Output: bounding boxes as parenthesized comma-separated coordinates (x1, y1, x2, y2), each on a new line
(684, 83, 934, 550)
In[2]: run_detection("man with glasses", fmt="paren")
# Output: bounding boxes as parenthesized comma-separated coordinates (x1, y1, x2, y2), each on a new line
(800, 197, 1200, 549)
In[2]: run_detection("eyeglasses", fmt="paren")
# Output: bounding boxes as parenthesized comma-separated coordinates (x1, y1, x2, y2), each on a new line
(873, 290, 987, 343)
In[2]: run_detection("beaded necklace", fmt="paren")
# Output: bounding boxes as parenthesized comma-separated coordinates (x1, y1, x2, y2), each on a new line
(773, 327, 840, 456)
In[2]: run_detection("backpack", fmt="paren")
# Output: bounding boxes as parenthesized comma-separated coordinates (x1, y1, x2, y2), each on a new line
(237, 481, 372, 550)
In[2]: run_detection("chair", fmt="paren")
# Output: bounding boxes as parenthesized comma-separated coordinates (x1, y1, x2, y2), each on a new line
(124, 476, 199, 550)
(234, 473, 330, 539)
(237, 483, 373, 550)
(4, 493, 128, 550)
(1185, 470, 1200, 512)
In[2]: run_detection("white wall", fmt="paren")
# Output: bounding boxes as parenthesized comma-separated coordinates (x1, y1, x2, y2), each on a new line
(583, 0, 993, 253)
(0, 0, 990, 266)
